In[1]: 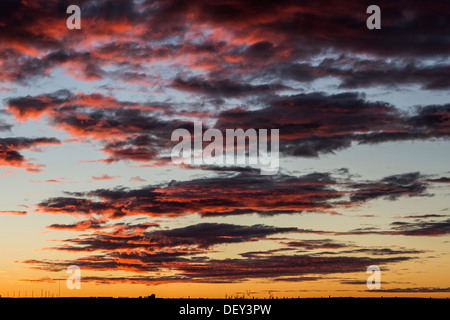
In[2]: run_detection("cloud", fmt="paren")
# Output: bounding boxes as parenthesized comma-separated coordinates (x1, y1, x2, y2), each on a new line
(337, 61, 450, 90)
(425, 177, 450, 184)
(4, 0, 450, 292)
(129, 176, 147, 182)
(47, 219, 105, 231)
(6, 89, 71, 120)
(6, 90, 196, 163)
(6, 89, 450, 166)
(316, 248, 425, 256)
(154, 223, 297, 249)
(389, 219, 450, 237)
(0, 210, 27, 216)
(399, 214, 449, 219)
(348, 172, 430, 203)
(19, 212, 426, 285)
(2, 0, 449, 169)
(21, 249, 413, 283)
(0, 137, 60, 172)
(35, 171, 432, 219)
(216, 93, 450, 158)
(20, 275, 240, 286)
(274, 58, 450, 90)
(172, 75, 288, 97)
(45, 222, 296, 252)
(1, 0, 449, 95)
(92, 174, 121, 181)
(285, 239, 348, 250)
(0, 120, 13, 132)
(47, 219, 160, 235)
(181, 165, 261, 174)
(174, 254, 411, 280)
(333, 218, 450, 237)
(36, 172, 340, 218)
(29, 178, 77, 184)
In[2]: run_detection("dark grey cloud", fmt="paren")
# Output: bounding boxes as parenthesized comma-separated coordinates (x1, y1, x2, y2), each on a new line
(36, 171, 433, 218)
(21, 251, 413, 282)
(172, 75, 289, 97)
(46, 222, 297, 252)
(389, 218, 450, 236)
(216, 92, 450, 158)
(0, 137, 60, 172)
(349, 172, 430, 203)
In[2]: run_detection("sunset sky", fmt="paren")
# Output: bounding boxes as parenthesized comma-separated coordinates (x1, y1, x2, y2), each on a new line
(0, 0, 449, 298)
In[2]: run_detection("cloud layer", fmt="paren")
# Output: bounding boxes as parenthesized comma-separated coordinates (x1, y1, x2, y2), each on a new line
(1, 0, 448, 293)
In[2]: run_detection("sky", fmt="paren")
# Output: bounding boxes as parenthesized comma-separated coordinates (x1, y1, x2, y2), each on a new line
(0, 0, 449, 298)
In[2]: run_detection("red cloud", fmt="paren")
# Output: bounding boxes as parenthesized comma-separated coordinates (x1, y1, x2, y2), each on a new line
(35, 171, 430, 219)
(0, 137, 60, 172)
(0, 210, 27, 216)
(92, 174, 121, 181)
(129, 176, 147, 182)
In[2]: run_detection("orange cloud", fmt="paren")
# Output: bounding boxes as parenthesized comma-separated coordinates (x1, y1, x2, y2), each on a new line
(0, 210, 27, 216)
(92, 174, 121, 181)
